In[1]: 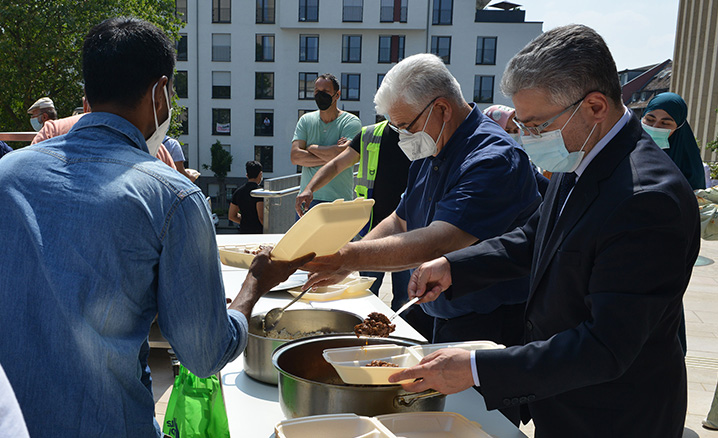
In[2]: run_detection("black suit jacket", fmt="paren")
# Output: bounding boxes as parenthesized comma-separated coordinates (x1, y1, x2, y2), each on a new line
(444, 115, 700, 437)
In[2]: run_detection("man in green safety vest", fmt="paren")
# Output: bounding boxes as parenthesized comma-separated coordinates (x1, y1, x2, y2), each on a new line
(295, 119, 413, 312)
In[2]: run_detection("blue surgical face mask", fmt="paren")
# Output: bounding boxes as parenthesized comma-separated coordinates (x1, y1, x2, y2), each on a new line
(509, 133, 522, 145)
(520, 101, 596, 173)
(30, 116, 43, 132)
(641, 122, 671, 149)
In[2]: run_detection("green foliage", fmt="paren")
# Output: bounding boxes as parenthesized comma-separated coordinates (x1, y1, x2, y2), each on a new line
(0, 0, 181, 132)
(706, 162, 718, 180)
(202, 140, 233, 181)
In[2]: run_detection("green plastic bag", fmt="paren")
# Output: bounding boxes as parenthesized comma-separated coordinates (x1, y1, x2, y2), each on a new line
(162, 365, 230, 438)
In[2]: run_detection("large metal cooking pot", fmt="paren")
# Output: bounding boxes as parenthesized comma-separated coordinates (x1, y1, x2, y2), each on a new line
(272, 334, 446, 418)
(244, 309, 362, 384)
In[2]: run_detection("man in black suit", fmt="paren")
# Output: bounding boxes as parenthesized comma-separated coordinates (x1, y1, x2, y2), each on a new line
(389, 24, 699, 437)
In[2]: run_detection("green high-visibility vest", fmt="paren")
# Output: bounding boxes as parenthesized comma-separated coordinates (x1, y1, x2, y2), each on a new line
(355, 120, 387, 235)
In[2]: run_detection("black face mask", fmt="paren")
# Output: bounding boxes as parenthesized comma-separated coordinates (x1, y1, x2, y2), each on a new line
(314, 90, 335, 111)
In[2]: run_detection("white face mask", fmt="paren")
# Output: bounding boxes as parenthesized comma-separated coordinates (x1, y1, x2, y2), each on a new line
(397, 104, 446, 161)
(641, 122, 671, 149)
(520, 100, 595, 173)
(146, 81, 172, 157)
(30, 116, 43, 132)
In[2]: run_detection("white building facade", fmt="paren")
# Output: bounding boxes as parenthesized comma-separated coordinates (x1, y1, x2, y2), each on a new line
(175, 0, 542, 190)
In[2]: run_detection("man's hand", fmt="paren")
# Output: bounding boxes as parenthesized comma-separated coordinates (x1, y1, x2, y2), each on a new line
(295, 189, 313, 217)
(408, 257, 452, 302)
(301, 250, 352, 289)
(229, 249, 315, 319)
(388, 348, 474, 394)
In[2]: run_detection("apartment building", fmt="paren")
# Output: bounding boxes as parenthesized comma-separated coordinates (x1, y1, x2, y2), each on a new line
(175, 0, 542, 198)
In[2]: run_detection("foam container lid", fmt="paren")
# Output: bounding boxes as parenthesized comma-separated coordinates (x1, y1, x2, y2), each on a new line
(219, 198, 374, 268)
(274, 413, 394, 438)
(275, 413, 495, 438)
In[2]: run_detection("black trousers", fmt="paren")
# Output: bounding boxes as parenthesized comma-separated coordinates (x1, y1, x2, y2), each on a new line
(432, 302, 526, 346)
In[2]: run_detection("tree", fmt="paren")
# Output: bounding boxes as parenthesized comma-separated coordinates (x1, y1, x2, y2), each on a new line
(203, 140, 234, 213)
(0, 0, 182, 133)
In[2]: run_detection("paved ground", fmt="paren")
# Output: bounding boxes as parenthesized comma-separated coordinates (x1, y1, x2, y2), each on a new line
(150, 239, 718, 437)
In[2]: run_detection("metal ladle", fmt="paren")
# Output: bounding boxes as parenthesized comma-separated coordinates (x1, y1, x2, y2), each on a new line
(262, 289, 310, 332)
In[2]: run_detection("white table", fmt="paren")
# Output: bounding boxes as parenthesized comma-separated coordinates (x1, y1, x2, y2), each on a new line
(216, 234, 526, 438)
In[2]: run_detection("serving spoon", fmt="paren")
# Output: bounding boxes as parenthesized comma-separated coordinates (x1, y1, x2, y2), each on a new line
(262, 288, 310, 332)
(389, 296, 420, 321)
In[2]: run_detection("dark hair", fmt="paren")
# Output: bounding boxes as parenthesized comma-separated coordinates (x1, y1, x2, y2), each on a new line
(246, 160, 263, 179)
(316, 73, 340, 93)
(40, 108, 58, 120)
(501, 24, 622, 107)
(82, 17, 175, 108)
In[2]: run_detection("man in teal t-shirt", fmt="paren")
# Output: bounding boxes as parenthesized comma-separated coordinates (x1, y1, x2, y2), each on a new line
(291, 74, 361, 210)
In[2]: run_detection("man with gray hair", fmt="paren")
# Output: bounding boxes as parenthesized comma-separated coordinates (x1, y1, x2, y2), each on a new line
(390, 25, 698, 437)
(304, 53, 541, 351)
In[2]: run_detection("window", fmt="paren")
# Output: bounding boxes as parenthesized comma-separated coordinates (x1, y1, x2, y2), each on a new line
(256, 34, 275, 62)
(380, 0, 407, 22)
(432, 0, 452, 25)
(298, 72, 318, 99)
(255, 111, 273, 136)
(212, 0, 231, 23)
(377, 73, 385, 90)
(476, 37, 497, 65)
(430, 36, 451, 64)
(176, 34, 188, 61)
(343, 0, 363, 22)
(341, 73, 360, 101)
(212, 108, 231, 135)
(473, 75, 494, 103)
(255, 72, 274, 99)
(298, 109, 313, 119)
(300, 35, 319, 62)
(180, 107, 189, 135)
(299, 0, 319, 22)
(255, 146, 274, 172)
(378, 35, 405, 63)
(176, 0, 187, 22)
(256, 0, 275, 23)
(212, 34, 231, 62)
(175, 71, 188, 98)
(375, 115, 386, 123)
(346, 110, 360, 118)
(181, 142, 189, 166)
(212, 71, 231, 99)
(342, 35, 362, 63)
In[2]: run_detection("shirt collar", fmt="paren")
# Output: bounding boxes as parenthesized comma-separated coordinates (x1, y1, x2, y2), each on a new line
(70, 112, 149, 153)
(434, 103, 478, 161)
(574, 106, 631, 178)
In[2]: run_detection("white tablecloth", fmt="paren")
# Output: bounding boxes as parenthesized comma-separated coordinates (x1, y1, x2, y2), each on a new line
(216, 234, 526, 438)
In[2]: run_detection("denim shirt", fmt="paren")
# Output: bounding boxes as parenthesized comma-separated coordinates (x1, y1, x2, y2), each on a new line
(0, 113, 247, 438)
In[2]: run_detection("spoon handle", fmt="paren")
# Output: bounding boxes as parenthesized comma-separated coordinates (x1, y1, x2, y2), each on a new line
(281, 288, 309, 311)
(390, 296, 420, 321)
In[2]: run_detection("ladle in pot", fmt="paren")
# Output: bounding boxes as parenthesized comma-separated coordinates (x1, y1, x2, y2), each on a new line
(263, 288, 310, 332)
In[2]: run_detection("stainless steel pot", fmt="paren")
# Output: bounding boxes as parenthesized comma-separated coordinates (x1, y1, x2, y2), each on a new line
(272, 334, 446, 418)
(244, 309, 362, 384)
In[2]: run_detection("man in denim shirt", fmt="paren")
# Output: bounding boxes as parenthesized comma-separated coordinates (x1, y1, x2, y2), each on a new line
(0, 18, 311, 438)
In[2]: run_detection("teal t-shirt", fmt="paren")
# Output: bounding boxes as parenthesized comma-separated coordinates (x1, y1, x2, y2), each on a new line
(293, 110, 362, 201)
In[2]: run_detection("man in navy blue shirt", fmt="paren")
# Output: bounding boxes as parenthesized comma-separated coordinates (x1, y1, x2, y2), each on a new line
(304, 53, 541, 351)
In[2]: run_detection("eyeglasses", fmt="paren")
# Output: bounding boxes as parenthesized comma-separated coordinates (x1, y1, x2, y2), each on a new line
(513, 96, 585, 138)
(387, 96, 440, 135)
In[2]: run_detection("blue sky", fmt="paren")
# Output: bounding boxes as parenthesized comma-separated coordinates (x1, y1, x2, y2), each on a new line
(521, 0, 679, 71)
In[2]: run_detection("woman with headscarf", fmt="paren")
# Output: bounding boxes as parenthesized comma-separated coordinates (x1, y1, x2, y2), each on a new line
(642, 92, 706, 190)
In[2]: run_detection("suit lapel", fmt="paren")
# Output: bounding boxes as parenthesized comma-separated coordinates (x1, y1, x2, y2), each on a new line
(528, 115, 644, 302)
